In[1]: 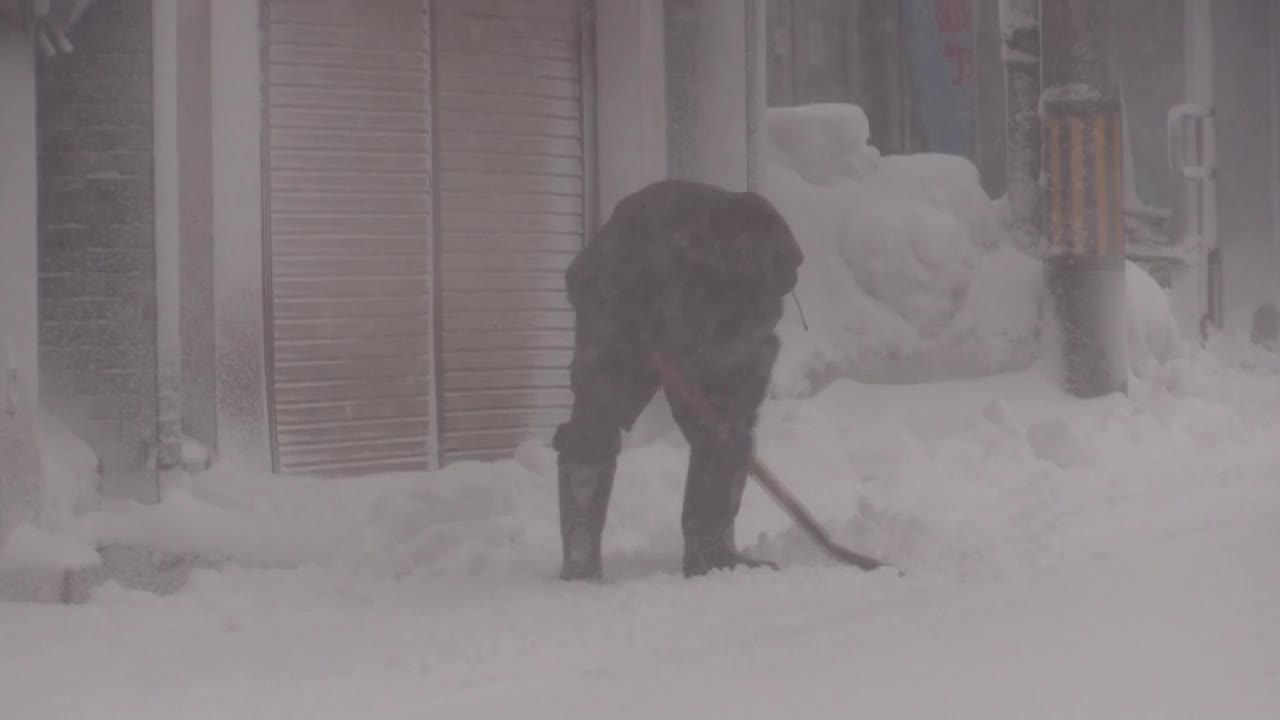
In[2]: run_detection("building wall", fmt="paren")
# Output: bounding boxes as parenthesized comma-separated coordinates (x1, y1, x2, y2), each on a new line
(0, 21, 45, 540)
(1215, 0, 1280, 322)
(37, 0, 159, 502)
(195, 0, 759, 472)
(974, 0, 1006, 197)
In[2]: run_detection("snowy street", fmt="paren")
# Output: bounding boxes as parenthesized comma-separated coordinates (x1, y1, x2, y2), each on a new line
(4, 343, 1279, 719)
(438, 501, 1280, 720)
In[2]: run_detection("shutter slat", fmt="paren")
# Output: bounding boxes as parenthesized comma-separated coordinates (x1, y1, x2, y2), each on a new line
(265, 0, 434, 476)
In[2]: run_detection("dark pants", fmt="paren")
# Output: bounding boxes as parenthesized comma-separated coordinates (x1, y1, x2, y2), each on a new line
(552, 317, 779, 580)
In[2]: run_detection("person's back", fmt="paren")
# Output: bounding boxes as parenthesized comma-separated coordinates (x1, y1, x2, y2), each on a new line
(565, 179, 801, 358)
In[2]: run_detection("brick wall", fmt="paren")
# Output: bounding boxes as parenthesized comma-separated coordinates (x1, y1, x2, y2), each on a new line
(37, 0, 159, 503)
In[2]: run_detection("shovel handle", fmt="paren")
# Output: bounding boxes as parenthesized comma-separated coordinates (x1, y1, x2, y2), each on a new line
(748, 456, 891, 573)
(651, 352, 891, 573)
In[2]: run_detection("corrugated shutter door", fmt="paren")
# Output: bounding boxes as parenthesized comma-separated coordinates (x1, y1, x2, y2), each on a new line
(264, 0, 435, 476)
(433, 0, 589, 462)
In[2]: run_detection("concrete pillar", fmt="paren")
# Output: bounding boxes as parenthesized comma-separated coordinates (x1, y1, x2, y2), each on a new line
(0, 21, 45, 540)
(177, 0, 216, 457)
(745, 0, 765, 191)
(691, 0, 751, 189)
(153, 0, 183, 475)
(665, 0, 757, 192)
(210, 0, 270, 470)
(594, 1, 668, 219)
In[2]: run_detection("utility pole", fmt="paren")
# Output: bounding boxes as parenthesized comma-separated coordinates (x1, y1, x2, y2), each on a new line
(1039, 0, 1128, 397)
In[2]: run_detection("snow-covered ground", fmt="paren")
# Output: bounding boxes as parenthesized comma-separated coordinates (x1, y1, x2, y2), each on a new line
(3, 335, 1279, 719)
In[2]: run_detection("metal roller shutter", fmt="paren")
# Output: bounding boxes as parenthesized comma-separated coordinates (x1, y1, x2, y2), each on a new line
(263, 0, 436, 476)
(431, 0, 591, 463)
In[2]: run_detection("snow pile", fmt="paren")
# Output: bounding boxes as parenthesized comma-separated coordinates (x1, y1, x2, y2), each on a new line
(329, 452, 562, 579)
(762, 103, 1046, 394)
(1125, 259, 1184, 379)
(761, 102, 1189, 396)
(0, 521, 99, 573)
(68, 456, 560, 579)
(0, 408, 101, 596)
(763, 103, 881, 186)
(57, 339, 1258, 588)
(35, 407, 100, 533)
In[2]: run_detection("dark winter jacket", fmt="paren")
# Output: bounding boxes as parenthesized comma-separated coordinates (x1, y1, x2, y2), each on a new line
(565, 179, 803, 368)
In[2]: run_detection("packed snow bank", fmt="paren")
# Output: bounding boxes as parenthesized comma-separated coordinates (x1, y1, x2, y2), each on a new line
(59, 337, 1256, 588)
(0, 408, 101, 588)
(762, 104, 1046, 394)
(763, 103, 881, 186)
(0, 522, 98, 572)
(1125, 259, 1183, 379)
(0, 521, 99, 603)
(69, 458, 561, 579)
(762, 103, 1188, 396)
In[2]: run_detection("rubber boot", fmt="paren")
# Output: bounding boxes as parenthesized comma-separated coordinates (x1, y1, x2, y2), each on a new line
(558, 457, 616, 581)
(680, 444, 778, 578)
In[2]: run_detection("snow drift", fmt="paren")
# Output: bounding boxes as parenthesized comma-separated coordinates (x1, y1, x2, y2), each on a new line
(59, 341, 1228, 589)
(762, 103, 1047, 395)
(36, 407, 100, 533)
(762, 102, 1185, 396)
(0, 410, 101, 601)
(1125, 259, 1184, 378)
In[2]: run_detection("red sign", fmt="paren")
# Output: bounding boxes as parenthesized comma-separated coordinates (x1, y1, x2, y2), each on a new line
(934, 0, 975, 88)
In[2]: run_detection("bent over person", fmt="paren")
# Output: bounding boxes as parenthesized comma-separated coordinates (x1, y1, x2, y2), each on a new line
(553, 179, 804, 581)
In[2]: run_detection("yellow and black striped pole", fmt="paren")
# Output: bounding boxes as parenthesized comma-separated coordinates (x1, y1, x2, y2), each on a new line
(1042, 97, 1128, 398)
(1043, 99, 1125, 261)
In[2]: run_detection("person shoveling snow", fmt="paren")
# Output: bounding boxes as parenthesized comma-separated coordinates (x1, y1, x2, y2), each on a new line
(554, 179, 810, 581)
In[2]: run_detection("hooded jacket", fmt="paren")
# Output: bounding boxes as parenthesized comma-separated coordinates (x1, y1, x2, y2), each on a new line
(565, 179, 803, 368)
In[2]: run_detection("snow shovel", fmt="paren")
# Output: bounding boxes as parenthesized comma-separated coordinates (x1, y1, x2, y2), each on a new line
(650, 353, 893, 574)
(746, 455, 890, 572)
